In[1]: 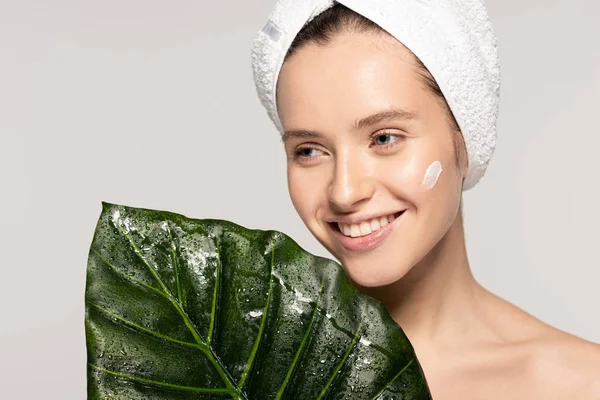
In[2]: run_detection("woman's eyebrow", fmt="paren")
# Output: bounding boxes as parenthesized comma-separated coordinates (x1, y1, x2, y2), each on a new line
(281, 108, 417, 143)
(281, 129, 321, 143)
(353, 108, 417, 130)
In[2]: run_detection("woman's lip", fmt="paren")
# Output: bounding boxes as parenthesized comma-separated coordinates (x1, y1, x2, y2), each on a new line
(330, 211, 405, 253)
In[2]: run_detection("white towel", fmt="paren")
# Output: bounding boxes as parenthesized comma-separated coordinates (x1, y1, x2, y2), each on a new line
(251, 0, 500, 191)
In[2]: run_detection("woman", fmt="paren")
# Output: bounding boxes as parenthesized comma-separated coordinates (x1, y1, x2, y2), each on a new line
(251, 0, 600, 398)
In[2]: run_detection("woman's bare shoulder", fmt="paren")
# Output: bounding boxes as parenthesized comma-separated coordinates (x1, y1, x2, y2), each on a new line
(532, 327, 600, 398)
(480, 291, 599, 397)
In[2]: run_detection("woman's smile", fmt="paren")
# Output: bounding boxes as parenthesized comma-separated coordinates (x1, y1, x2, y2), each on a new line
(328, 210, 406, 252)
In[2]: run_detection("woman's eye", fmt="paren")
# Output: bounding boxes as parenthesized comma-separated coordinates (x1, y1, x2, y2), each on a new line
(294, 147, 323, 160)
(372, 132, 404, 148)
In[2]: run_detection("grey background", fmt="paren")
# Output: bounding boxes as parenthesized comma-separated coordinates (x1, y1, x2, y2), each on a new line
(1, 0, 598, 397)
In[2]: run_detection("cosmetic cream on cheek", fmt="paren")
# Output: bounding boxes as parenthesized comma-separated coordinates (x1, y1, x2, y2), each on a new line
(421, 161, 443, 190)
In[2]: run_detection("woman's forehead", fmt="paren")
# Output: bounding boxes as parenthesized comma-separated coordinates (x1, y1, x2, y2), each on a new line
(276, 33, 430, 130)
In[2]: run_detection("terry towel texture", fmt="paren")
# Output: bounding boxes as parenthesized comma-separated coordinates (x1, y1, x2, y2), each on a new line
(251, 0, 500, 191)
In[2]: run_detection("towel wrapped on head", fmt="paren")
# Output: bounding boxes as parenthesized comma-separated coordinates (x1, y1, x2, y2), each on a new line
(251, 0, 500, 191)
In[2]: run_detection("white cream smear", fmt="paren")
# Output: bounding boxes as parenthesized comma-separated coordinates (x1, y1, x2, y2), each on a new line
(421, 161, 443, 190)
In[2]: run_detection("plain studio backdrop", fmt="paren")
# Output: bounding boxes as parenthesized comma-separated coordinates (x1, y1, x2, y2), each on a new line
(1, 0, 599, 398)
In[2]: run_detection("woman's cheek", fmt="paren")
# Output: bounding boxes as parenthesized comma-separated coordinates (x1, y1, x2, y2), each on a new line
(384, 154, 428, 197)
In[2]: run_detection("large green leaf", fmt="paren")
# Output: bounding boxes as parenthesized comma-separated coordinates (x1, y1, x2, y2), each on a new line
(85, 201, 432, 399)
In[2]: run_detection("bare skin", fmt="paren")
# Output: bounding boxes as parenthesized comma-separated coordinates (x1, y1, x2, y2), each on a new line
(276, 30, 600, 398)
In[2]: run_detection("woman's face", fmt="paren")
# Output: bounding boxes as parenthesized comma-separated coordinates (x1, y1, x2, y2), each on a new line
(276, 31, 466, 287)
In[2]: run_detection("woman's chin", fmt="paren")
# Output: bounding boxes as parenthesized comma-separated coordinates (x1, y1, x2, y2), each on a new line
(313, 228, 414, 288)
(341, 261, 410, 289)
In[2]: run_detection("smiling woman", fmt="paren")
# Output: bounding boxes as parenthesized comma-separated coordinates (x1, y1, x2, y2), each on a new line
(251, 1, 600, 398)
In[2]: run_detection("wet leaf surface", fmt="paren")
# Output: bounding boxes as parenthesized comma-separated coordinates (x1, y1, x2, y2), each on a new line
(85, 201, 432, 399)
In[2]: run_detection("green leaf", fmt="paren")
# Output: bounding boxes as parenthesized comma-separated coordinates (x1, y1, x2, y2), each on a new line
(85, 201, 432, 399)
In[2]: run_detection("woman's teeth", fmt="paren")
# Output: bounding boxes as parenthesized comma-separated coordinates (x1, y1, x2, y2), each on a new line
(337, 214, 397, 238)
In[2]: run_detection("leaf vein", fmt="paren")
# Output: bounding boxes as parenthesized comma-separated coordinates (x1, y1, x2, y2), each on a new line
(317, 303, 366, 400)
(208, 233, 221, 346)
(87, 302, 204, 349)
(238, 235, 276, 389)
(88, 363, 236, 394)
(90, 248, 167, 299)
(274, 266, 327, 399)
(162, 213, 183, 304)
(370, 358, 415, 400)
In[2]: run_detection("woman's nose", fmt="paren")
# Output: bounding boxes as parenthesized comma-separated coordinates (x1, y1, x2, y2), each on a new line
(327, 150, 375, 211)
